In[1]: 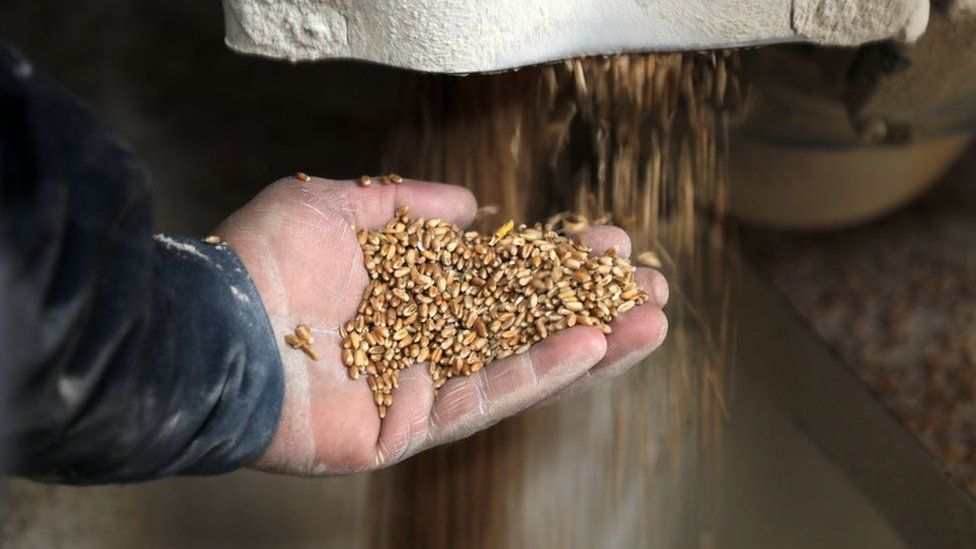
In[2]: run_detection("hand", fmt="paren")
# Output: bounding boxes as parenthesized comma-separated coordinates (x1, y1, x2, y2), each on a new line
(216, 176, 669, 476)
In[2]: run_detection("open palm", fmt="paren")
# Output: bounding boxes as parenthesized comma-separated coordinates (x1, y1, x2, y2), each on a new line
(216, 176, 669, 476)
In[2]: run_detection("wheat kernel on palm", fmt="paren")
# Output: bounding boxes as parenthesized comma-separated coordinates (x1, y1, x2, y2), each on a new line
(285, 324, 319, 361)
(295, 323, 314, 344)
(341, 206, 649, 418)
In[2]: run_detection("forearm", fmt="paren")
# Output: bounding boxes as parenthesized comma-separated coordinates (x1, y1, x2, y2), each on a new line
(0, 43, 283, 483)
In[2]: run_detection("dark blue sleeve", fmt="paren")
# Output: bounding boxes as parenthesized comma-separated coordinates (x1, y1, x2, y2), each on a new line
(0, 44, 284, 483)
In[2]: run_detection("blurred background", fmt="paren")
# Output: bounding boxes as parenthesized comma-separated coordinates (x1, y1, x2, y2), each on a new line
(3, 1, 976, 548)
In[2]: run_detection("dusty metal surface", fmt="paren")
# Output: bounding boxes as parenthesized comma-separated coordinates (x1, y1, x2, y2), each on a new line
(742, 142, 976, 545)
(731, 255, 976, 549)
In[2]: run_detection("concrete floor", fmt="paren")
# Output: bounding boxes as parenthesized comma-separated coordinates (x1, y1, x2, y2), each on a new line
(0, 2, 917, 547)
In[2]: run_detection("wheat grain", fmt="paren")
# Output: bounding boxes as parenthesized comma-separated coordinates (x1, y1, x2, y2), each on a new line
(342, 208, 647, 417)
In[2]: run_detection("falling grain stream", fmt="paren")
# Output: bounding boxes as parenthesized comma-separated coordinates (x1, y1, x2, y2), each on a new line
(369, 52, 742, 548)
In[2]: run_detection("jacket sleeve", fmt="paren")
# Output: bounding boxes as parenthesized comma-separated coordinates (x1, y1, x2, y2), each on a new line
(0, 44, 284, 483)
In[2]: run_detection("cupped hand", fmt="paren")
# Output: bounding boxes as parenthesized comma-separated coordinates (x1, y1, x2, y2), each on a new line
(216, 176, 669, 476)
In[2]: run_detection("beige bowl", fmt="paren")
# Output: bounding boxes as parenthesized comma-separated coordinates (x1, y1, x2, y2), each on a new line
(729, 135, 972, 230)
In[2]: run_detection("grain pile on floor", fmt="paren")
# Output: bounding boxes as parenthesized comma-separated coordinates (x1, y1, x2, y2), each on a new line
(341, 206, 648, 417)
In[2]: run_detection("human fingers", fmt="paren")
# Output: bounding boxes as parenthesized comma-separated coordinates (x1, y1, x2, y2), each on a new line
(374, 325, 607, 464)
(285, 176, 479, 231)
(540, 268, 668, 403)
(216, 176, 477, 322)
(577, 225, 632, 259)
(371, 364, 434, 467)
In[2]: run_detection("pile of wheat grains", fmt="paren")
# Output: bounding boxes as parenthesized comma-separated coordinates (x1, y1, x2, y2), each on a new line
(340, 205, 648, 418)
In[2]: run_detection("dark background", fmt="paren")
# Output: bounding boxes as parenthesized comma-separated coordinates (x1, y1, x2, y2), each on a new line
(2, 0, 403, 234)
